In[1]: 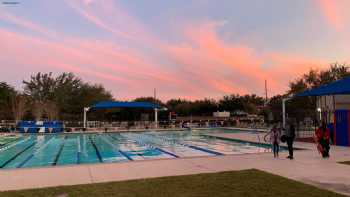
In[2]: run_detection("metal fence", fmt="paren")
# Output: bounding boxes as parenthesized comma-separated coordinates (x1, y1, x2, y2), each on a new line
(1, 119, 317, 138)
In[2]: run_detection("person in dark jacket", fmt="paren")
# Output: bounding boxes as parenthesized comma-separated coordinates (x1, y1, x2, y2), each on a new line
(286, 123, 296, 160)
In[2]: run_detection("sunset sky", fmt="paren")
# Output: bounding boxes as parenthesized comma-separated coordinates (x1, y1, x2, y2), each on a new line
(0, 0, 349, 101)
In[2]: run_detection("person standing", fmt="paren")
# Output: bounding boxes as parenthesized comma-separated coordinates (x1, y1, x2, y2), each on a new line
(315, 122, 330, 158)
(264, 125, 281, 158)
(286, 123, 296, 160)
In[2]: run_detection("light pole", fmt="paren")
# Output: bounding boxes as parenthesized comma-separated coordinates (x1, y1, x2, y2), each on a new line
(317, 107, 322, 121)
(282, 95, 293, 129)
(83, 107, 90, 130)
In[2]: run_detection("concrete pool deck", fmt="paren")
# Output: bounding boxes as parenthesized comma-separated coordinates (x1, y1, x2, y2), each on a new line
(0, 131, 350, 196)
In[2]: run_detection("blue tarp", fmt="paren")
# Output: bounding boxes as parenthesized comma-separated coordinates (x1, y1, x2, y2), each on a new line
(90, 101, 160, 110)
(335, 110, 350, 146)
(17, 121, 64, 133)
(295, 77, 350, 97)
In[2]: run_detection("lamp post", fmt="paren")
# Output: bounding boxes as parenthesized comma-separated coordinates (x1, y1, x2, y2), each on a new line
(317, 107, 322, 122)
(282, 95, 293, 129)
(83, 107, 90, 130)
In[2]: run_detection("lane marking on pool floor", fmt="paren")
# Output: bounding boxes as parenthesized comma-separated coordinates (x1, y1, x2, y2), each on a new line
(88, 136, 103, 163)
(0, 137, 22, 148)
(125, 134, 180, 158)
(77, 135, 81, 164)
(52, 135, 68, 166)
(0, 142, 36, 168)
(186, 145, 224, 156)
(0, 136, 32, 152)
(114, 133, 179, 160)
(105, 134, 134, 161)
(154, 148, 180, 158)
(16, 136, 57, 168)
(143, 134, 223, 156)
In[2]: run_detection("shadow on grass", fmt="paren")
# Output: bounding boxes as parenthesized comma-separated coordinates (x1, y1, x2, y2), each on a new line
(0, 169, 344, 197)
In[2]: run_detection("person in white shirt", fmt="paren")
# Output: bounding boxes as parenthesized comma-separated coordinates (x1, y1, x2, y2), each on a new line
(265, 125, 281, 158)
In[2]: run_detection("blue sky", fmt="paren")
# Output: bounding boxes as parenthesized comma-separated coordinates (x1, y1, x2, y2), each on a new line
(0, 0, 349, 100)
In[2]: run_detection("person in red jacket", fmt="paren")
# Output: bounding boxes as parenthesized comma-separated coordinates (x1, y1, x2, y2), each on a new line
(315, 122, 330, 158)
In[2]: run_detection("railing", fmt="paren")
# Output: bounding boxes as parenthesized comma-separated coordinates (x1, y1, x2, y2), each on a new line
(296, 128, 316, 138)
(1, 119, 272, 133)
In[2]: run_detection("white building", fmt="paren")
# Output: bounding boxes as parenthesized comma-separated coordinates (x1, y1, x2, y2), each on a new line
(213, 111, 230, 118)
(317, 95, 350, 122)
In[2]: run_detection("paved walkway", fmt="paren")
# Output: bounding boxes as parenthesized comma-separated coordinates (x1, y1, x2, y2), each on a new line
(0, 132, 350, 196)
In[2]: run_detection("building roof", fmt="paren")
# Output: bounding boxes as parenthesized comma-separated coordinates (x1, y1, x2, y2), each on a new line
(90, 101, 160, 110)
(295, 77, 350, 97)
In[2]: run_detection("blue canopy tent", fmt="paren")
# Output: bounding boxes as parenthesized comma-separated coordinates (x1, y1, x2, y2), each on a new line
(90, 101, 160, 110)
(293, 77, 350, 146)
(295, 77, 350, 97)
(84, 101, 163, 129)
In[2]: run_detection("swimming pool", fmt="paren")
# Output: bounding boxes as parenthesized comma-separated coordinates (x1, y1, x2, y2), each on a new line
(0, 129, 275, 169)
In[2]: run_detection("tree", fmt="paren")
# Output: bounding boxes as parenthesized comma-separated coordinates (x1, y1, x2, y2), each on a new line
(218, 94, 243, 112)
(23, 72, 56, 102)
(52, 72, 82, 116)
(73, 83, 114, 121)
(290, 63, 350, 93)
(191, 99, 218, 116)
(134, 97, 164, 106)
(218, 94, 264, 114)
(240, 94, 265, 114)
(22, 72, 114, 120)
(173, 102, 192, 116)
(0, 82, 15, 120)
(266, 95, 284, 122)
(44, 101, 59, 121)
(32, 101, 45, 121)
(166, 99, 192, 116)
(10, 93, 28, 123)
(319, 63, 350, 84)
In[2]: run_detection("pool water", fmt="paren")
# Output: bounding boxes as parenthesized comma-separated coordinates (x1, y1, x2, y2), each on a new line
(0, 129, 277, 169)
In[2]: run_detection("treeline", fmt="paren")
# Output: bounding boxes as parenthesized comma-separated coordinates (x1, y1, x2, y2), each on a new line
(0, 73, 113, 122)
(0, 63, 349, 122)
(0, 72, 266, 122)
(132, 95, 265, 118)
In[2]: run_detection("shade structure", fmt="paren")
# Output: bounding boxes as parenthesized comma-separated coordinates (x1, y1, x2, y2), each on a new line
(90, 101, 160, 110)
(295, 77, 350, 97)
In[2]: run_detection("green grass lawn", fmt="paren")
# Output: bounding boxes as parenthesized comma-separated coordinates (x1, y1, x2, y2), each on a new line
(0, 169, 344, 197)
(339, 161, 350, 165)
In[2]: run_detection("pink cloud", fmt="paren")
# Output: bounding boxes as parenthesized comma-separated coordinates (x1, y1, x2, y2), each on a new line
(65, 1, 303, 98)
(184, 22, 266, 79)
(66, 1, 136, 41)
(0, 3, 331, 100)
(318, 0, 345, 32)
(0, 11, 57, 38)
(164, 21, 329, 96)
(66, 0, 161, 45)
(263, 53, 328, 92)
(0, 16, 199, 100)
(0, 29, 128, 85)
